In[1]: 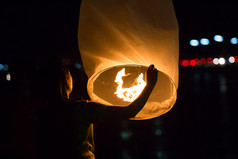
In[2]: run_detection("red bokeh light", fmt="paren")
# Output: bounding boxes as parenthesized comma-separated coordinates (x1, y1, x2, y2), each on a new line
(207, 57, 213, 63)
(234, 56, 238, 62)
(190, 60, 197, 66)
(182, 60, 189, 66)
(200, 58, 207, 64)
(180, 60, 184, 65)
(194, 58, 199, 62)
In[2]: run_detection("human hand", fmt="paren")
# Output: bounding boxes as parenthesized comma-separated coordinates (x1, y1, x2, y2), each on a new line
(146, 65, 158, 88)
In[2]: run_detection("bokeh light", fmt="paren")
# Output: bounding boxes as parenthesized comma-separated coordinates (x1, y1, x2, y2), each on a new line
(228, 56, 235, 63)
(182, 60, 189, 66)
(190, 59, 197, 66)
(3, 65, 8, 71)
(200, 58, 206, 64)
(0, 64, 4, 70)
(213, 58, 219, 65)
(218, 57, 226, 65)
(155, 129, 162, 136)
(214, 35, 223, 42)
(190, 39, 199, 46)
(200, 38, 210, 45)
(194, 58, 199, 63)
(234, 56, 238, 62)
(180, 56, 238, 67)
(230, 37, 238, 44)
(120, 131, 131, 141)
(74, 63, 82, 69)
(6, 73, 11, 81)
(207, 57, 213, 64)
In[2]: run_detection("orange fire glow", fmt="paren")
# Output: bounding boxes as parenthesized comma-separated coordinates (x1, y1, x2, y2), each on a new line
(114, 68, 146, 102)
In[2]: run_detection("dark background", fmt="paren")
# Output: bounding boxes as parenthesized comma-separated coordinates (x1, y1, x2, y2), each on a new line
(1, 1, 238, 159)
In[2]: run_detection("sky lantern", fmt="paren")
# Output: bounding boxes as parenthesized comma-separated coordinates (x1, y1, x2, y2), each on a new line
(78, 0, 179, 120)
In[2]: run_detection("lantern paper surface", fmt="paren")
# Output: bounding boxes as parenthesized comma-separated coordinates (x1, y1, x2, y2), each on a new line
(78, 0, 179, 120)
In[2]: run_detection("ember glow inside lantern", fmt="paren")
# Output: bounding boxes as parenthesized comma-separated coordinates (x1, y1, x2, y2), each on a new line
(78, 0, 179, 120)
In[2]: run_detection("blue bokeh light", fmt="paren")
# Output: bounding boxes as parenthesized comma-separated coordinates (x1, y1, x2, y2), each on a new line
(214, 35, 223, 42)
(155, 129, 162, 136)
(200, 38, 210, 45)
(3, 65, 8, 71)
(230, 37, 238, 44)
(74, 63, 82, 69)
(190, 39, 199, 46)
(120, 131, 130, 141)
(0, 64, 4, 70)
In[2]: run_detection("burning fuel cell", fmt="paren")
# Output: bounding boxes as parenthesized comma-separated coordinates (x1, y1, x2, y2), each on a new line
(114, 68, 146, 102)
(78, 0, 178, 120)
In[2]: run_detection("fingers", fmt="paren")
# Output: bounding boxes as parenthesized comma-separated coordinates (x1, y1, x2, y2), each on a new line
(146, 65, 158, 88)
(149, 64, 154, 70)
(148, 64, 157, 71)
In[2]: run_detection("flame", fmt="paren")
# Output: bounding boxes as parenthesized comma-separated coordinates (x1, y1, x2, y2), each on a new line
(114, 68, 146, 102)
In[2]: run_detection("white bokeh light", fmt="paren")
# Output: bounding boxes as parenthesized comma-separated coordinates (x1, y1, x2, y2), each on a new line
(6, 73, 11, 81)
(228, 56, 235, 63)
(213, 58, 219, 65)
(218, 57, 226, 65)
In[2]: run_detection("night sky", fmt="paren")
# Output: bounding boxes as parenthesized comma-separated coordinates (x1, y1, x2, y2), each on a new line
(1, 1, 238, 62)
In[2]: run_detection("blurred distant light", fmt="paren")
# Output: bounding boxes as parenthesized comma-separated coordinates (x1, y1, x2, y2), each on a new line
(194, 58, 199, 62)
(6, 73, 11, 81)
(204, 72, 211, 81)
(155, 129, 163, 136)
(200, 58, 206, 64)
(220, 85, 227, 92)
(228, 56, 235, 63)
(182, 60, 189, 66)
(194, 58, 200, 65)
(190, 59, 197, 66)
(213, 58, 219, 65)
(3, 64, 8, 71)
(230, 37, 238, 44)
(193, 72, 201, 81)
(179, 60, 183, 65)
(74, 63, 82, 69)
(157, 151, 165, 158)
(219, 57, 226, 65)
(214, 35, 223, 42)
(120, 131, 131, 141)
(190, 39, 199, 46)
(234, 56, 238, 62)
(207, 57, 213, 64)
(0, 64, 3, 70)
(200, 38, 210, 45)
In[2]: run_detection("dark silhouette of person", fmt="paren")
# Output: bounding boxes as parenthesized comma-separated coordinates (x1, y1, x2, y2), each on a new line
(36, 57, 158, 159)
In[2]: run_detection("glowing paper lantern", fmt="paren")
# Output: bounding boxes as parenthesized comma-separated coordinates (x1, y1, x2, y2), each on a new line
(78, 0, 179, 120)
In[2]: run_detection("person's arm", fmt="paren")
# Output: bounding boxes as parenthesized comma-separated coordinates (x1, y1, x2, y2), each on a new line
(86, 65, 158, 122)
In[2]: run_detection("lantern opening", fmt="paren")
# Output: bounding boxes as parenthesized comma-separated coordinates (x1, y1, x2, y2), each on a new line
(87, 64, 177, 120)
(88, 65, 148, 106)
